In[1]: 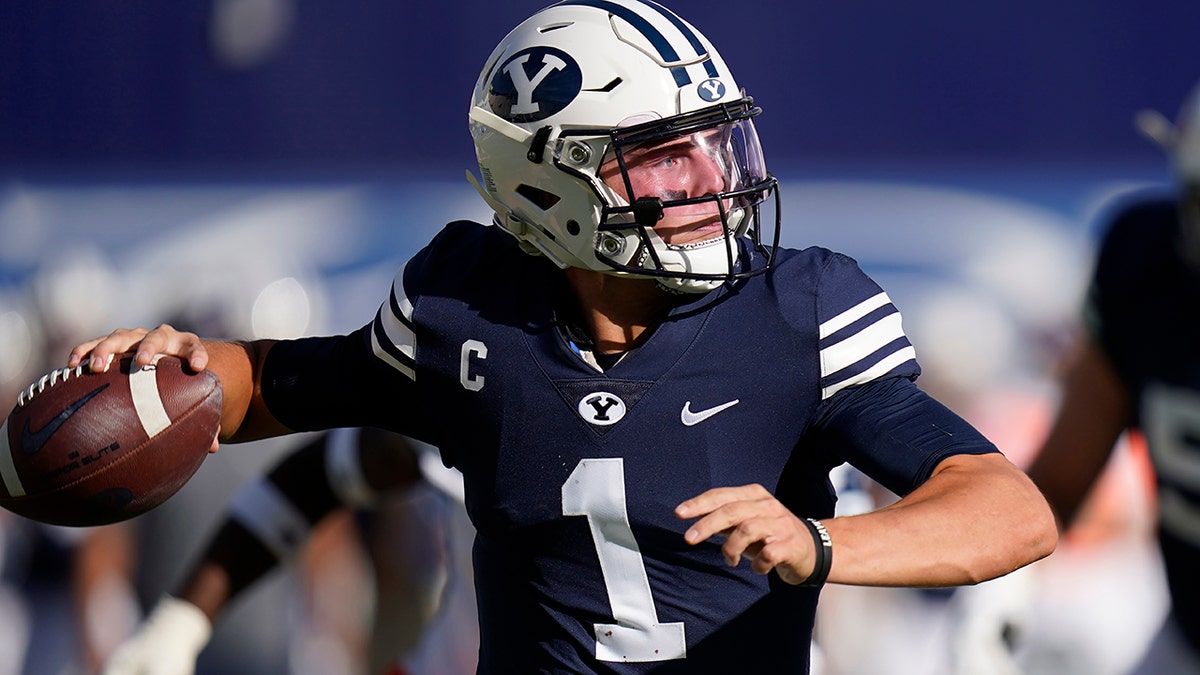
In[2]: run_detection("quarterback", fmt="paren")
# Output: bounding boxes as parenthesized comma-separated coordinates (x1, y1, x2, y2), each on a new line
(74, 1, 1056, 672)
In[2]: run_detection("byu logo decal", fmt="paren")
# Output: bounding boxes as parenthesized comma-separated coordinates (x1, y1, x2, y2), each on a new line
(488, 47, 582, 123)
(697, 78, 726, 102)
(578, 391, 627, 426)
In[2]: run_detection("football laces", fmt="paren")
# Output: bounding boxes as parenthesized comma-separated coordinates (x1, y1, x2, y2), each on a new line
(17, 364, 88, 407)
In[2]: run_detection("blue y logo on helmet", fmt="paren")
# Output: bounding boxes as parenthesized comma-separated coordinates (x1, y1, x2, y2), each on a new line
(697, 78, 726, 102)
(488, 47, 583, 123)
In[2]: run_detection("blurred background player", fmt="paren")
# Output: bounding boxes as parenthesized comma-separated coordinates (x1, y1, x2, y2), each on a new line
(101, 427, 478, 675)
(1025, 79, 1200, 673)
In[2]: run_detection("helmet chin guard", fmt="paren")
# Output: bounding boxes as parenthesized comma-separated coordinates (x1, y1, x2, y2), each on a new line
(468, 0, 780, 293)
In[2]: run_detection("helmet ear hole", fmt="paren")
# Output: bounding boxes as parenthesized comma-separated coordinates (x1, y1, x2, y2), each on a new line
(566, 221, 580, 236)
(516, 184, 562, 210)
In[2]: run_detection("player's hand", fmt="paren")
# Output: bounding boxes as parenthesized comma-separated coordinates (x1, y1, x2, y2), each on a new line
(675, 483, 816, 585)
(68, 324, 209, 373)
(101, 596, 212, 675)
(69, 325, 219, 452)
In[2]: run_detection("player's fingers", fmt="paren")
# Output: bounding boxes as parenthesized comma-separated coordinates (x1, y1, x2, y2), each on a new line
(721, 515, 794, 570)
(132, 325, 208, 371)
(721, 513, 773, 551)
(729, 537, 766, 569)
(68, 328, 150, 371)
(675, 483, 772, 519)
(755, 541, 809, 584)
(67, 338, 104, 368)
(682, 494, 782, 545)
(739, 518, 812, 582)
(744, 534, 803, 575)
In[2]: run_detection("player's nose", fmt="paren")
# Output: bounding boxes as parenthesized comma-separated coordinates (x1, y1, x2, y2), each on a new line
(689, 148, 725, 198)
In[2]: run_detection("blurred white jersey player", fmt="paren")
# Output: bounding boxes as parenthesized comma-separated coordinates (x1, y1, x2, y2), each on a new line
(102, 427, 479, 675)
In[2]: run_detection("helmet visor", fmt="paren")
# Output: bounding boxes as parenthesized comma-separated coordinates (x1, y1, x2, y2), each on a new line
(598, 106, 770, 244)
(553, 97, 780, 287)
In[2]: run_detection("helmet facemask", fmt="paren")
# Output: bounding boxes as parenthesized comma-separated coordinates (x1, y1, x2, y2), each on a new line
(558, 98, 779, 293)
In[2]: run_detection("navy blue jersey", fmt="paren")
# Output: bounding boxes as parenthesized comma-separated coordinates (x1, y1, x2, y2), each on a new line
(1085, 195, 1200, 652)
(260, 220, 999, 673)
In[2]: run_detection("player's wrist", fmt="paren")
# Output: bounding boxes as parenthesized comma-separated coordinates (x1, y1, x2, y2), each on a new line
(798, 518, 832, 587)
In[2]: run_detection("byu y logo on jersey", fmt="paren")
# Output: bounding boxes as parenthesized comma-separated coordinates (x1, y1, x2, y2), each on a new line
(578, 391, 627, 427)
(487, 47, 583, 123)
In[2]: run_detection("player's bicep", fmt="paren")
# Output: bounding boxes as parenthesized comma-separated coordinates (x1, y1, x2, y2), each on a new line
(813, 377, 999, 497)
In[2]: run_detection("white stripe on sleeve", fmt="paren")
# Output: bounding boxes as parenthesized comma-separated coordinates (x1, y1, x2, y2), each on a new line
(820, 313, 906, 377)
(371, 263, 417, 380)
(371, 329, 416, 380)
(819, 292, 892, 339)
(821, 346, 918, 400)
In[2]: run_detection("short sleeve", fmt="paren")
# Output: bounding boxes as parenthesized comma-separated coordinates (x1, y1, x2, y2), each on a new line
(815, 252, 920, 400)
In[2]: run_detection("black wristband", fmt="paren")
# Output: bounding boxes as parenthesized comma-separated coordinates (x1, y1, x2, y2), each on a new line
(799, 518, 832, 587)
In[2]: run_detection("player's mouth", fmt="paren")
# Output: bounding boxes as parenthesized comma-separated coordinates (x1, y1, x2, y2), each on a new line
(655, 215, 725, 247)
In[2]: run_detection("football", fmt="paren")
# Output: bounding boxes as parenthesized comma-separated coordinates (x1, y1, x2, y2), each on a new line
(0, 353, 222, 526)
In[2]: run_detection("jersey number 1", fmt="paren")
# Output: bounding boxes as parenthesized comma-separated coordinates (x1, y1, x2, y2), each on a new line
(562, 458, 687, 662)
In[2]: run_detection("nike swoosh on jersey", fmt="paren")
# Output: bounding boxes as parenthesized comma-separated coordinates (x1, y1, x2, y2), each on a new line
(20, 384, 108, 456)
(680, 399, 740, 426)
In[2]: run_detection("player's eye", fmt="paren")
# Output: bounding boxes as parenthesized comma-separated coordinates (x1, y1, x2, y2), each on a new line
(652, 155, 680, 169)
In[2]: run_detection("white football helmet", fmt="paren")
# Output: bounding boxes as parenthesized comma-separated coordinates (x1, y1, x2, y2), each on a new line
(467, 0, 779, 293)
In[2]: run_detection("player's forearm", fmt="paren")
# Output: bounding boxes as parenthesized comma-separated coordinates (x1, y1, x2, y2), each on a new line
(824, 453, 1057, 587)
(73, 525, 140, 670)
(175, 522, 280, 622)
(1025, 338, 1131, 529)
(178, 560, 235, 622)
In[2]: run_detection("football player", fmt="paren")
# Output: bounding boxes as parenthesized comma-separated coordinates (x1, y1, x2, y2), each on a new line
(70, 1, 1057, 671)
(101, 427, 479, 675)
(1026, 80, 1200, 673)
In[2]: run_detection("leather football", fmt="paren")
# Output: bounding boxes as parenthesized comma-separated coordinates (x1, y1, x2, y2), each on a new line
(0, 354, 222, 526)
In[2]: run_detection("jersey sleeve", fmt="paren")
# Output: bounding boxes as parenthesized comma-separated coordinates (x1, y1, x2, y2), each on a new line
(260, 326, 429, 439)
(796, 251, 990, 496)
(262, 222, 483, 445)
(365, 220, 485, 384)
(813, 252, 920, 400)
(260, 241, 439, 440)
(811, 376, 999, 497)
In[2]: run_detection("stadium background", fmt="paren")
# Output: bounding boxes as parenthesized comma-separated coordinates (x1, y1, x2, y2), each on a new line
(0, 1, 1195, 673)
